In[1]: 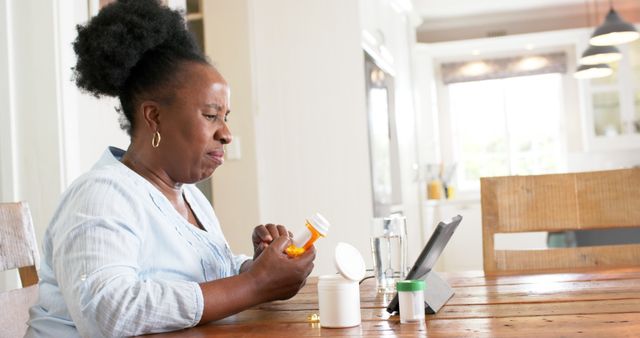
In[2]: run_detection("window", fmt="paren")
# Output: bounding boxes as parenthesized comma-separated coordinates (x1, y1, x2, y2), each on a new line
(448, 73, 565, 190)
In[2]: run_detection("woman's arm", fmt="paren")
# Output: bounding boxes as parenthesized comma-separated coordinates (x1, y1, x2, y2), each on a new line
(198, 236, 315, 323)
(239, 259, 254, 273)
(54, 216, 204, 337)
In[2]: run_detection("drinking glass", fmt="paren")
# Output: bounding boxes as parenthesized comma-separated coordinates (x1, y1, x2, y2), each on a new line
(370, 215, 407, 293)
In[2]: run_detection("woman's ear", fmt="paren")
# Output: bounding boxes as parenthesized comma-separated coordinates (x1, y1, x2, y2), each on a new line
(140, 100, 161, 131)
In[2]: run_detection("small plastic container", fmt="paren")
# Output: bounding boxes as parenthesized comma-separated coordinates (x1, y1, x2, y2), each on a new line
(427, 179, 444, 200)
(285, 213, 330, 257)
(317, 242, 366, 328)
(397, 280, 426, 324)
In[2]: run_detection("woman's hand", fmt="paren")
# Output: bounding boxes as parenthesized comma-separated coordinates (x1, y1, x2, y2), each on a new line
(251, 223, 290, 260)
(247, 236, 315, 302)
(198, 235, 315, 324)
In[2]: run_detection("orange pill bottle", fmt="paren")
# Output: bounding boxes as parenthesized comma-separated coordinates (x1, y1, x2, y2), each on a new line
(285, 213, 331, 257)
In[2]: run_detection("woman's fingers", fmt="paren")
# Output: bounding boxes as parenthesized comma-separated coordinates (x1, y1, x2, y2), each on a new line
(264, 223, 289, 240)
(252, 223, 292, 261)
(298, 246, 316, 275)
(253, 224, 291, 245)
(252, 225, 272, 245)
(268, 235, 292, 253)
(276, 225, 289, 237)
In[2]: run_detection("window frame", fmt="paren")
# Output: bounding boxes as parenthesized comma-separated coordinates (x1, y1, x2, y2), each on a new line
(439, 73, 568, 192)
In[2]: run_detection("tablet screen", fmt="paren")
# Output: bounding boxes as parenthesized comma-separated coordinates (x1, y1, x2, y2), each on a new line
(408, 215, 462, 279)
(386, 215, 462, 313)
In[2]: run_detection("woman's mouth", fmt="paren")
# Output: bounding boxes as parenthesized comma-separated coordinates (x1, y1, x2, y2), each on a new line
(208, 150, 225, 165)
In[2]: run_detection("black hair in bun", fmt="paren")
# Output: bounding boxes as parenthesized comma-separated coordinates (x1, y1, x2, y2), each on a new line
(73, 0, 208, 135)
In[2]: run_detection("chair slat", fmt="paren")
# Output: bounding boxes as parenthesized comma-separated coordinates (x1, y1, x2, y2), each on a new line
(0, 285, 39, 337)
(0, 201, 40, 336)
(490, 244, 640, 274)
(0, 202, 39, 271)
(482, 168, 640, 274)
(577, 169, 640, 227)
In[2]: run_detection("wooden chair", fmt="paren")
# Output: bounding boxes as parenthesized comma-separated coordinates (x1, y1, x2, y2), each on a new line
(0, 202, 40, 337)
(481, 168, 640, 274)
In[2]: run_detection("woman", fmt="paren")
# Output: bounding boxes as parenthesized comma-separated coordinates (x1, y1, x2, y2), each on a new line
(25, 0, 315, 337)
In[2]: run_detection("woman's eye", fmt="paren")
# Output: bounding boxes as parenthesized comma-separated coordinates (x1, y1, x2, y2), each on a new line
(204, 113, 229, 123)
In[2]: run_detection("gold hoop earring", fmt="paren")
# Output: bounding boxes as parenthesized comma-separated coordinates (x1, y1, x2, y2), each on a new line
(151, 131, 161, 148)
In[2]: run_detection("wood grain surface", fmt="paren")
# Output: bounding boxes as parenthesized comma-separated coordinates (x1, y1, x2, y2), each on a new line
(144, 268, 640, 337)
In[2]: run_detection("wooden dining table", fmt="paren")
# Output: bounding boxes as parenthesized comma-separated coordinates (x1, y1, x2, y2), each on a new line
(148, 268, 640, 337)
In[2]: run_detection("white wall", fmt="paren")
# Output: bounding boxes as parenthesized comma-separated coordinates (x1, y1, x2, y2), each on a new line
(202, 0, 262, 258)
(57, 1, 129, 183)
(0, 0, 128, 291)
(0, 1, 16, 203)
(0, 0, 18, 292)
(251, 0, 375, 276)
(7, 0, 66, 244)
(0, 0, 66, 291)
(360, 0, 424, 267)
(0, 0, 131, 213)
(387, 5, 424, 267)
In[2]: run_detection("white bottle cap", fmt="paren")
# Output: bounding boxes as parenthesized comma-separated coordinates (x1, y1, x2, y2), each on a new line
(334, 242, 366, 282)
(309, 212, 331, 236)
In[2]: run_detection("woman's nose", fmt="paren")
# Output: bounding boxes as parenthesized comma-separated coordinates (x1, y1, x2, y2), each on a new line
(216, 122, 232, 145)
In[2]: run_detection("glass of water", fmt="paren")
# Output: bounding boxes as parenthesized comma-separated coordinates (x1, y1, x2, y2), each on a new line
(370, 215, 407, 293)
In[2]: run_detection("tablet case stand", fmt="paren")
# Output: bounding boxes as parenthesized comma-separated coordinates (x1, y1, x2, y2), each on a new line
(421, 270, 455, 314)
(386, 215, 461, 315)
(385, 269, 454, 314)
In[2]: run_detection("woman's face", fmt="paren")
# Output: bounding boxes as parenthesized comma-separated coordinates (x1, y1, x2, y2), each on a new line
(156, 62, 232, 184)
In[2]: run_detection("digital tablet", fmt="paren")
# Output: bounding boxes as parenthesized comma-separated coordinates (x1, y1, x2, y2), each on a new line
(386, 215, 462, 314)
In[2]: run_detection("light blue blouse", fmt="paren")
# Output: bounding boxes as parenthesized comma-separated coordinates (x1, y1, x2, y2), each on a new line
(26, 147, 250, 337)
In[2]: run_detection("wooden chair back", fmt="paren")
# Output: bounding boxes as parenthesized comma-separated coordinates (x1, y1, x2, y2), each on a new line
(0, 201, 40, 337)
(481, 168, 640, 274)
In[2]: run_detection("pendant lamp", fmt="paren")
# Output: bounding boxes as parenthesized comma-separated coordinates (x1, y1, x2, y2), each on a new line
(579, 44, 622, 65)
(589, 8, 639, 46)
(573, 63, 613, 79)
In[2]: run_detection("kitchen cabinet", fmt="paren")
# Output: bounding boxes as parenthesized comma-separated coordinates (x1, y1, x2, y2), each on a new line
(359, 0, 417, 72)
(185, 0, 204, 51)
(584, 34, 640, 150)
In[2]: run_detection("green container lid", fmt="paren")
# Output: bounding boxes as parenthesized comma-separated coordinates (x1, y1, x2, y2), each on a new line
(396, 280, 425, 292)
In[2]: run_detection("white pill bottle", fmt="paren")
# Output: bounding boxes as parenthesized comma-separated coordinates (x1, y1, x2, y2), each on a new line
(317, 242, 366, 328)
